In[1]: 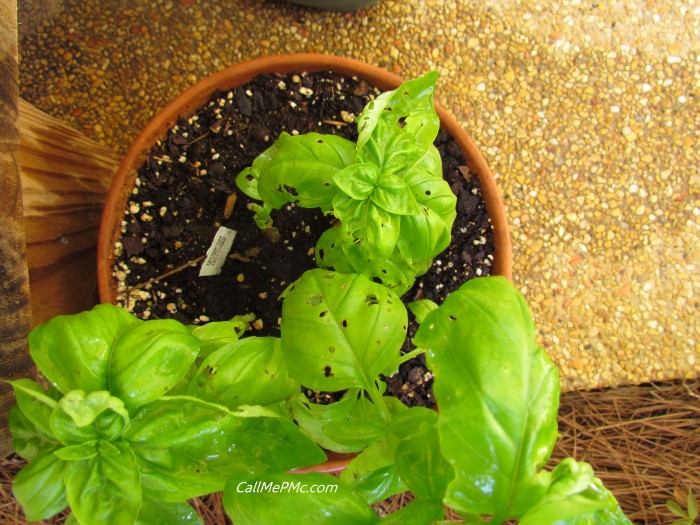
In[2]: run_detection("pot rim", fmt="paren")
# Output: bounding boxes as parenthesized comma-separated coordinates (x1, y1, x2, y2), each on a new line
(97, 53, 513, 473)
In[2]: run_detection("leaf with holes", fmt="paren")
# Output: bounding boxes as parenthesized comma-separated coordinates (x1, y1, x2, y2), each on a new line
(280, 269, 407, 392)
(414, 276, 560, 518)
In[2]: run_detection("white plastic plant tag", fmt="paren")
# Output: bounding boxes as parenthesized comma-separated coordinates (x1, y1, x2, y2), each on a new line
(199, 226, 237, 277)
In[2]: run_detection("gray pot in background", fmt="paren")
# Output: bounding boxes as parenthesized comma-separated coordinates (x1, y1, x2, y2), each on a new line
(282, 0, 381, 10)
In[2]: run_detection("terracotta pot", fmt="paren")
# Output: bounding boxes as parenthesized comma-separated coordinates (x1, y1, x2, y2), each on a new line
(97, 53, 512, 473)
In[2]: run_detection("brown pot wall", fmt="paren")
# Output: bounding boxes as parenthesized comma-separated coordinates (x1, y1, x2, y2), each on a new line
(97, 54, 512, 473)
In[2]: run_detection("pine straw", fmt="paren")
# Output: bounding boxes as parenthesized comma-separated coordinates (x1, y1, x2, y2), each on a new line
(1, 380, 698, 524)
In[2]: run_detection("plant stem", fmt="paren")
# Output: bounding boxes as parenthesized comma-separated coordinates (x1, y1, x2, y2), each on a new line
(367, 382, 391, 423)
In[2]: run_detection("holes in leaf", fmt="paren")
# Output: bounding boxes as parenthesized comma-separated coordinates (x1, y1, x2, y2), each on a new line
(448, 315, 458, 321)
(283, 184, 298, 197)
(245, 174, 254, 181)
(425, 190, 432, 196)
(324, 365, 333, 377)
(319, 309, 329, 318)
(307, 294, 323, 306)
(365, 294, 380, 306)
(398, 116, 407, 129)
(341, 319, 348, 328)
(317, 139, 324, 144)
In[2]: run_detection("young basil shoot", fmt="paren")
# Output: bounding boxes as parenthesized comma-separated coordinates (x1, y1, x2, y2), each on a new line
(236, 72, 456, 294)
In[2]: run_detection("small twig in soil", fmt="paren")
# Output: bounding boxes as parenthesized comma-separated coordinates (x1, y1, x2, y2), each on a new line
(321, 119, 348, 127)
(186, 133, 210, 147)
(127, 255, 206, 291)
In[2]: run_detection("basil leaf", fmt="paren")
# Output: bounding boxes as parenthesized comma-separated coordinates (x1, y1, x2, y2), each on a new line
(9, 405, 57, 460)
(407, 299, 439, 324)
(323, 417, 385, 452)
(12, 446, 68, 521)
(397, 206, 451, 264)
(109, 319, 199, 408)
(280, 269, 407, 392)
(356, 72, 440, 175)
(371, 173, 420, 216)
(28, 304, 140, 394)
(237, 132, 354, 212)
(315, 226, 356, 274)
(333, 163, 379, 200)
(339, 439, 407, 504)
(188, 318, 247, 358)
(414, 276, 560, 517)
(51, 390, 129, 444)
(65, 440, 141, 525)
(8, 379, 57, 439)
(386, 407, 452, 502)
(290, 390, 360, 453)
(55, 440, 100, 461)
(128, 396, 324, 501)
(404, 167, 457, 223)
(380, 500, 445, 525)
(223, 472, 379, 525)
(519, 459, 632, 524)
(365, 202, 401, 259)
(187, 337, 296, 409)
(136, 499, 203, 525)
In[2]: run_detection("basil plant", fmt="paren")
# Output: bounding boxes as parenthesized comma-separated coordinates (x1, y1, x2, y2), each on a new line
(8, 305, 325, 525)
(236, 72, 457, 295)
(221, 273, 633, 525)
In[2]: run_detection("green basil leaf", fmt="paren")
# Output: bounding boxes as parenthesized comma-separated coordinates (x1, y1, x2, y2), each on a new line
(408, 299, 439, 324)
(109, 319, 199, 408)
(239, 132, 354, 212)
(379, 500, 445, 525)
(135, 499, 203, 525)
(339, 439, 407, 504)
(397, 206, 451, 263)
(356, 72, 440, 175)
(65, 440, 141, 525)
(280, 269, 407, 392)
(125, 396, 234, 448)
(29, 304, 140, 394)
(9, 405, 58, 460)
(188, 318, 248, 358)
(323, 418, 385, 452)
(386, 407, 453, 502)
(341, 242, 428, 296)
(404, 168, 457, 223)
(8, 379, 57, 439)
(12, 446, 68, 521)
(403, 144, 444, 181)
(414, 276, 560, 517)
(365, 202, 401, 259)
(128, 396, 324, 501)
(187, 337, 296, 409)
(290, 390, 360, 453)
(223, 472, 379, 525)
(51, 390, 129, 444)
(333, 163, 379, 200)
(315, 226, 356, 274)
(54, 440, 100, 461)
(371, 173, 420, 216)
(519, 459, 632, 524)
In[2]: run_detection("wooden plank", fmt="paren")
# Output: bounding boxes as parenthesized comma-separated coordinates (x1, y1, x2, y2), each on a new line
(0, 0, 34, 458)
(19, 100, 120, 326)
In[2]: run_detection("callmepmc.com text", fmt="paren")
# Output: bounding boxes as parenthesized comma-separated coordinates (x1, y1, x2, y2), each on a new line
(235, 481, 339, 494)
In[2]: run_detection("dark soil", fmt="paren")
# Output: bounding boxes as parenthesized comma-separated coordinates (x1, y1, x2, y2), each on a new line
(113, 71, 495, 408)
